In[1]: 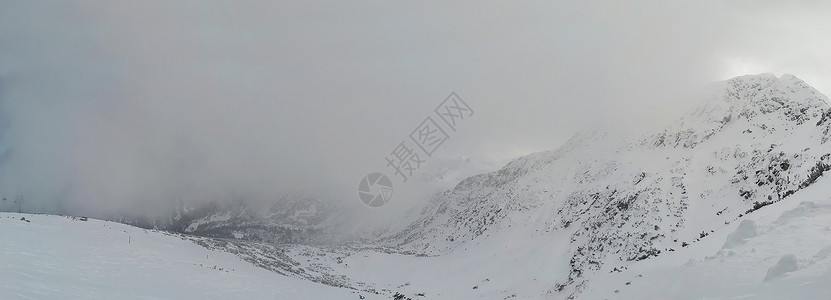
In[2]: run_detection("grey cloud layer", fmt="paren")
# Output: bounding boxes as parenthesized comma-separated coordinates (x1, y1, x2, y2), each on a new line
(0, 1, 828, 218)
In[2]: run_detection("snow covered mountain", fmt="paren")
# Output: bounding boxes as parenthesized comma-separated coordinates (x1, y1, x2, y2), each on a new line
(385, 73, 831, 297)
(6, 74, 831, 300)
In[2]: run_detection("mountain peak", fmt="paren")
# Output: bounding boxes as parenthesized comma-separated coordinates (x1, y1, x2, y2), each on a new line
(660, 73, 831, 149)
(720, 73, 829, 109)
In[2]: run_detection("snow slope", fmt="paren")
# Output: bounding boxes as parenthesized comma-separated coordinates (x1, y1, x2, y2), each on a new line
(0, 213, 382, 300)
(581, 174, 831, 299)
(379, 73, 831, 297)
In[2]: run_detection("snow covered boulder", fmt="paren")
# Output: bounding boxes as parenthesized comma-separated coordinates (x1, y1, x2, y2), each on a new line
(763, 254, 799, 282)
(722, 220, 758, 249)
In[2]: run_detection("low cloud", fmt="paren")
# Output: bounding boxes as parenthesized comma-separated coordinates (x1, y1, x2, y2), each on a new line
(0, 1, 828, 222)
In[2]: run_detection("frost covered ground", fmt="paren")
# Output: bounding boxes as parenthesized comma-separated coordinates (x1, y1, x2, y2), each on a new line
(0, 213, 382, 300)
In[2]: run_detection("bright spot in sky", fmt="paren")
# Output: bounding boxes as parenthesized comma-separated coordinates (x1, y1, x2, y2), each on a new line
(721, 56, 829, 97)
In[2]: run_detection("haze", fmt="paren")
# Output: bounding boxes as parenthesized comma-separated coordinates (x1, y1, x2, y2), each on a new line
(0, 1, 829, 222)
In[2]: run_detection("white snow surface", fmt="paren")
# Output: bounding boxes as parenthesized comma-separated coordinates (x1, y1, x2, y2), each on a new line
(0, 213, 382, 300)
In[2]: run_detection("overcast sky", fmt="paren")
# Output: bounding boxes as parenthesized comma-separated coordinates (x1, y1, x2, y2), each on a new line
(0, 1, 830, 218)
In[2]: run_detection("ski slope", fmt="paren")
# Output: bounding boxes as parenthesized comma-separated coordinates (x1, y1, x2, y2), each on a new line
(0, 213, 381, 300)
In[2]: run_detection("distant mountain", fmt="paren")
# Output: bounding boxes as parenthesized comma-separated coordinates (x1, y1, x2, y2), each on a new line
(116, 155, 505, 245)
(116, 193, 347, 244)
